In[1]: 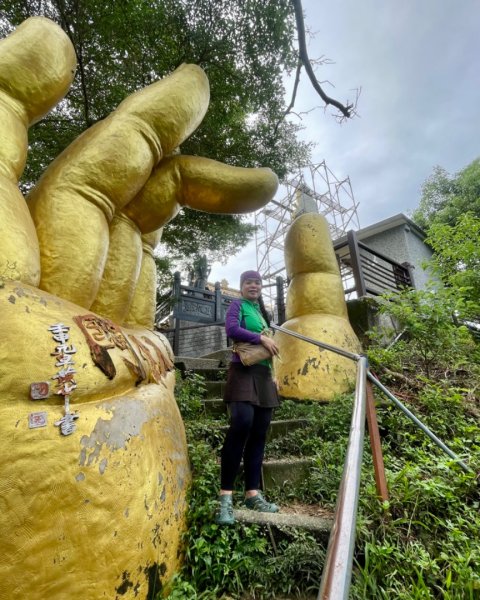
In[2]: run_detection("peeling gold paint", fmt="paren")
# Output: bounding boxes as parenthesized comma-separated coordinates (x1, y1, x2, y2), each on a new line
(0, 281, 189, 598)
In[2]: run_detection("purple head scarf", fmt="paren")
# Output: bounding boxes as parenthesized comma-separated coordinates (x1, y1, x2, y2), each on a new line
(240, 270, 262, 287)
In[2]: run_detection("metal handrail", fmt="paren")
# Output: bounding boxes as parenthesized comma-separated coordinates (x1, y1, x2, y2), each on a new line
(270, 324, 362, 362)
(271, 324, 366, 600)
(271, 324, 472, 473)
(318, 356, 367, 600)
(368, 372, 471, 473)
(270, 323, 473, 600)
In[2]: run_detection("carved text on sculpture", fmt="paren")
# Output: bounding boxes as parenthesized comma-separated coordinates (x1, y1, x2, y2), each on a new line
(73, 314, 173, 384)
(48, 323, 79, 435)
(49, 323, 78, 396)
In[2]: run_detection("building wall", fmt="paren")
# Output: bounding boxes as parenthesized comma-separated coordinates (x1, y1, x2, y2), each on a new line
(163, 321, 227, 357)
(361, 224, 434, 290)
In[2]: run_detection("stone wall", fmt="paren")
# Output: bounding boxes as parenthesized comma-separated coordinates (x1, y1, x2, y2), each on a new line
(163, 321, 228, 357)
(361, 223, 435, 290)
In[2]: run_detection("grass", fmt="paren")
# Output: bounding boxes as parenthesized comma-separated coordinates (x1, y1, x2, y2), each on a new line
(162, 343, 480, 599)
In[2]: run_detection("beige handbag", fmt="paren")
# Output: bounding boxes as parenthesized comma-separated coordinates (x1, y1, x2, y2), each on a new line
(233, 329, 281, 366)
(232, 341, 273, 366)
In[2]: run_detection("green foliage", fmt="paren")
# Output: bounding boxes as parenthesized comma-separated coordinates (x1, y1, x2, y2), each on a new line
(360, 282, 480, 598)
(168, 318, 480, 599)
(171, 365, 480, 599)
(170, 374, 270, 597)
(412, 157, 480, 321)
(368, 287, 478, 378)
(425, 213, 480, 317)
(182, 495, 269, 597)
(413, 158, 480, 230)
(174, 371, 206, 420)
(267, 395, 352, 460)
(351, 385, 480, 599)
(165, 373, 331, 599)
(1, 0, 311, 267)
(259, 530, 325, 597)
(161, 211, 257, 269)
(168, 437, 269, 598)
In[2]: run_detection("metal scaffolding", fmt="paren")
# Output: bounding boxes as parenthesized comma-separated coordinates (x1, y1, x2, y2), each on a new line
(255, 161, 360, 309)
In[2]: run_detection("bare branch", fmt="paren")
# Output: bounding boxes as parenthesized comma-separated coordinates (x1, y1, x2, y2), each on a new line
(292, 105, 320, 119)
(273, 61, 302, 135)
(333, 87, 361, 123)
(309, 55, 335, 68)
(291, 0, 353, 119)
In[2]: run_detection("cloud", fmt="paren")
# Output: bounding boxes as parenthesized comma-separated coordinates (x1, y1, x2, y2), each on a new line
(211, 0, 480, 285)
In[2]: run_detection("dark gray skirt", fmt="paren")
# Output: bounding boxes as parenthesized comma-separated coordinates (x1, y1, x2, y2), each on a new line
(223, 363, 279, 408)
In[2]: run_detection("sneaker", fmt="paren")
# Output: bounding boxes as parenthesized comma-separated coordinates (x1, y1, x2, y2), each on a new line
(244, 491, 279, 513)
(216, 494, 235, 525)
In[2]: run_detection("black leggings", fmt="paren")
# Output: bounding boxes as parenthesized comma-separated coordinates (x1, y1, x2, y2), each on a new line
(220, 402, 273, 491)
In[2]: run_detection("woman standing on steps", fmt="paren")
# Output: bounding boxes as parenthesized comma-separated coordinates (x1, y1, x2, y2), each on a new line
(216, 270, 280, 526)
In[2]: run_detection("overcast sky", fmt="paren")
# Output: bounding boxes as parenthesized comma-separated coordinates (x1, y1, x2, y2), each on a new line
(210, 0, 480, 287)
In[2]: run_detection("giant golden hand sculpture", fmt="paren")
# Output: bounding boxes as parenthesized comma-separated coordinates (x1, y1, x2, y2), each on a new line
(274, 207, 361, 401)
(0, 17, 278, 600)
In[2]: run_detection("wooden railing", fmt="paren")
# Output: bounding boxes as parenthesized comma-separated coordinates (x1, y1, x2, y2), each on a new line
(334, 230, 415, 298)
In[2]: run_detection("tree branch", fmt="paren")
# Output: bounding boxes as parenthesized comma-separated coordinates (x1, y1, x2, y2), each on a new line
(274, 60, 302, 135)
(291, 0, 353, 119)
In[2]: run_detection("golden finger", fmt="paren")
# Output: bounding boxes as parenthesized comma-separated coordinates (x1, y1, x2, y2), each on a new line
(123, 155, 279, 234)
(91, 222, 162, 328)
(28, 64, 210, 308)
(0, 17, 76, 285)
(274, 212, 361, 401)
(124, 230, 163, 328)
(91, 157, 277, 327)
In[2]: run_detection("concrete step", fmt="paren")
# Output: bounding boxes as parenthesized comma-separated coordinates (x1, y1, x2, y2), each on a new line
(215, 418, 309, 441)
(204, 380, 227, 398)
(190, 367, 227, 381)
(267, 418, 309, 440)
(233, 507, 333, 533)
(199, 348, 233, 365)
(175, 356, 221, 371)
(262, 457, 314, 489)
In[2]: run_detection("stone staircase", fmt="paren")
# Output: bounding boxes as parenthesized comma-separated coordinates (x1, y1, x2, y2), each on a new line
(175, 354, 335, 536)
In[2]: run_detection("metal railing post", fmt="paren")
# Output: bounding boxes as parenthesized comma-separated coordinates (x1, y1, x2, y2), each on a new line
(276, 276, 286, 325)
(401, 261, 415, 288)
(172, 271, 181, 356)
(214, 281, 222, 322)
(318, 356, 367, 600)
(366, 381, 389, 502)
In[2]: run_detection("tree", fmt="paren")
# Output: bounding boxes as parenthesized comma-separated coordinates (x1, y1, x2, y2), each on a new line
(370, 287, 476, 379)
(412, 159, 480, 320)
(426, 213, 480, 318)
(413, 158, 480, 230)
